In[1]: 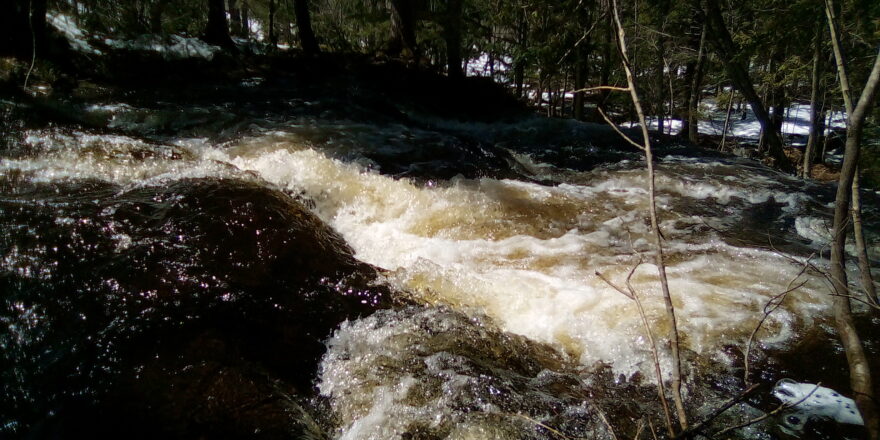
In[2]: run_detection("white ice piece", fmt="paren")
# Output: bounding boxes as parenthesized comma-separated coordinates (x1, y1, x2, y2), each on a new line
(772, 378, 864, 429)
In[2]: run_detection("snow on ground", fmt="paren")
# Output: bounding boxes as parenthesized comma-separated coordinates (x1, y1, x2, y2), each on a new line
(466, 53, 512, 77)
(625, 100, 847, 144)
(48, 13, 102, 55)
(48, 12, 221, 60)
(105, 35, 221, 60)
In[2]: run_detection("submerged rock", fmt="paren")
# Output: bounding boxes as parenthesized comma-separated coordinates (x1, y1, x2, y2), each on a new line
(0, 177, 391, 438)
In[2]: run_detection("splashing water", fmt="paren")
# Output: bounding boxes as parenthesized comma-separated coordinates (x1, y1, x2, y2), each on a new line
(2, 100, 873, 438)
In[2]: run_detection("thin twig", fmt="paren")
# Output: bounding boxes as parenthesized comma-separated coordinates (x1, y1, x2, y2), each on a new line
(557, 13, 605, 64)
(634, 419, 646, 440)
(570, 85, 631, 93)
(596, 407, 620, 440)
(611, 0, 687, 430)
(512, 413, 573, 440)
(743, 280, 808, 383)
(24, 1, 37, 90)
(596, 271, 634, 300)
(597, 107, 646, 151)
(830, 292, 880, 310)
(673, 383, 760, 438)
(598, 265, 675, 436)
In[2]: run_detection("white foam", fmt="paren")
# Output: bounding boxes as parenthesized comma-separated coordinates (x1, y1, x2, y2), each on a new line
(5, 130, 837, 379)
(218, 139, 832, 378)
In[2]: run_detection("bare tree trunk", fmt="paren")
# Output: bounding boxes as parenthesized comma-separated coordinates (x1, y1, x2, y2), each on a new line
(609, 0, 688, 433)
(703, 0, 792, 172)
(597, 9, 614, 117)
(444, 0, 463, 79)
(268, 0, 277, 47)
(852, 171, 879, 305)
(293, 0, 319, 54)
(667, 58, 675, 135)
(825, 0, 880, 436)
(804, 19, 827, 178)
(240, 1, 250, 37)
(720, 89, 734, 151)
(389, 0, 417, 60)
(514, 6, 527, 98)
(574, 59, 587, 120)
(654, 0, 670, 134)
(573, 3, 593, 121)
(656, 48, 666, 134)
(763, 48, 787, 149)
(228, 0, 242, 36)
(1, 0, 47, 59)
(688, 23, 707, 144)
(203, 0, 236, 49)
(150, 0, 169, 33)
(680, 12, 703, 138)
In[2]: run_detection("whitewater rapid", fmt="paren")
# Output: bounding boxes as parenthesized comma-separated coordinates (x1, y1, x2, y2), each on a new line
(7, 126, 842, 380)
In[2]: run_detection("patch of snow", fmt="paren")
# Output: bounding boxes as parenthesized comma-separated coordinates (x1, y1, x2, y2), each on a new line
(48, 13, 102, 55)
(466, 53, 511, 77)
(105, 35, 221, 60)
(623, 101, 847, 142)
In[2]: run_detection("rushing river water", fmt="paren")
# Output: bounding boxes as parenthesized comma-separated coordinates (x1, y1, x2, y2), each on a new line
(1, 76, 878, 439)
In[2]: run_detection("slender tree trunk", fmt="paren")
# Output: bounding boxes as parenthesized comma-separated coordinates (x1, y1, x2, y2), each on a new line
(293, 0, 319, 54)
(680, 64, 696, 135)
(389, 0, 417, 59)
(574, 57, 587, 120)
(804, 19, 826, 178)
(655, 41, 667, 134)
(514, 6, 527, 98)
(31, 0, 47, 54)
(852, 171, 879, 305)
(825, 0, 880, 436)
(203, 0, 236, 49)
(1, 0, 47, 58)
(150, 0, 169, 33)
(268, 0, 277, 47)
(703, 0, 792, 172)
(573, 4, 592, 121)
(444, 0, 463, 79)
(654, 0, 670, 134)
(688, 23, 707, 144)
(610, 0, 688, 432)
(228, 0, 242, 37)
(667, 58, 675, 135)
(597, 9, 614, 117)
(720, 90, 734, 150)
(763, 49, 787, 148)
(240, 1, 250, 37)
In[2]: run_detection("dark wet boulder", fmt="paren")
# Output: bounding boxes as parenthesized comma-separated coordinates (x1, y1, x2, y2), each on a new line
(0, 177, 391, 438)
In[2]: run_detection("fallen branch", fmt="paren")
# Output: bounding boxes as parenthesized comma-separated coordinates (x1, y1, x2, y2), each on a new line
(569, 85, 631, 94)
(673, 383, 760, 438)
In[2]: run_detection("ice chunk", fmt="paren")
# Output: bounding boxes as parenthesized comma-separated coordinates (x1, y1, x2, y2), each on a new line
(773, 379, 864, 431)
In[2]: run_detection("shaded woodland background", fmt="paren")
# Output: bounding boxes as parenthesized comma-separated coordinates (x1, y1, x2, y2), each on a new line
(2, 0, 879, 179)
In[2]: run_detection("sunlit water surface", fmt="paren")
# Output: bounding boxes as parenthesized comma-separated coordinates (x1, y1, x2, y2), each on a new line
(2, 101, 875, 438)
